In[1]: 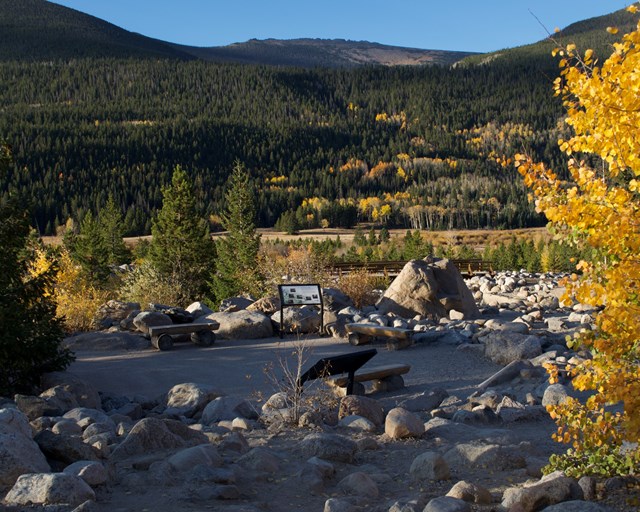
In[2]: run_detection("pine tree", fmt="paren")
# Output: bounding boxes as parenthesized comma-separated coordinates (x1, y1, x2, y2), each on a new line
(0, 140, 72, 395)
(98, 194, 130, 266)
(210, 162, 262, 302)
(148, 165, 214, 304)
(66, 211, 109, 284)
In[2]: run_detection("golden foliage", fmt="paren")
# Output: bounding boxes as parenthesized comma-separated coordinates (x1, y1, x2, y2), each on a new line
(517, 9, 640, 475)
(32, 247, 111, 332)
(258, 245, 331, 291)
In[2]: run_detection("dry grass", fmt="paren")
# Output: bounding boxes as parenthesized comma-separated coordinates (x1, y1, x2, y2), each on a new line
(41, 227, 550, 253)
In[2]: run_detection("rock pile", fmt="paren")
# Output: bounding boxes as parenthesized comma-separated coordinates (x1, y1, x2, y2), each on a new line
(6, 264, 632, 510)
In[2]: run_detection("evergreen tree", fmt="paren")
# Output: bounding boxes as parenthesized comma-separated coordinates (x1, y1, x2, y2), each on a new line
(149, 165, 214, 304)
(0, 140, 72, 395)
(379, 226, 390, 244)
(274, 210, 300, 234)
(210, 162, 262, 302)
(403, 230, 432, 260)
(353, 228, 366, 247)
(367, 228, 378, 246)
(66, 211, 109, 284)
(98, 194, 130, 266)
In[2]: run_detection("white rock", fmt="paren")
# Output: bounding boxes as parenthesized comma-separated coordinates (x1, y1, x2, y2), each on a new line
(5, 473, 95, 506)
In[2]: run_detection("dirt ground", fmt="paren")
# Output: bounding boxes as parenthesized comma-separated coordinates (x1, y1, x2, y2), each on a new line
(63, 334, 560, 511)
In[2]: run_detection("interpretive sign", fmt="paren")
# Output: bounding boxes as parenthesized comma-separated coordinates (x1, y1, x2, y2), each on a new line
(279, 284, 322, 306)
(277, 284, 323, 338)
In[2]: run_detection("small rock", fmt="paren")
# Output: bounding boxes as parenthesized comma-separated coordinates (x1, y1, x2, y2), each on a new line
(409, 451, 450, 481)
(446, 480, 493, 504)
(299, 433, 357, 463)
(423, 496, 471, 512)
(338, 472, 379, 497)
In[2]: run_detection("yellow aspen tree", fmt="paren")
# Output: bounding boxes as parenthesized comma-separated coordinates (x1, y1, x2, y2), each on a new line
(516, 4, 640, 476)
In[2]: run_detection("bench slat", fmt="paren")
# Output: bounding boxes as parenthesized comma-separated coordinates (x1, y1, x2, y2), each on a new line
(327, 363, 411, 387)
(148, 322, 219, 337)
(346, 323, 412, 340)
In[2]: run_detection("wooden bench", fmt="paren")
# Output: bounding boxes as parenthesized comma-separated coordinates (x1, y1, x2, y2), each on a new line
(148, 322, 220, 351)
(326, 363, 411, 394)
(345, 323, 415, 350)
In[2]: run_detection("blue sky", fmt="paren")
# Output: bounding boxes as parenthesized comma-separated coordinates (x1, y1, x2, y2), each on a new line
(49, 1, 630, 53)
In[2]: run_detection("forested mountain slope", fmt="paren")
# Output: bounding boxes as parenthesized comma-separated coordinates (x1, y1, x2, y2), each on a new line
(460, 7, 637, 67)
(0, 3, 635, 235)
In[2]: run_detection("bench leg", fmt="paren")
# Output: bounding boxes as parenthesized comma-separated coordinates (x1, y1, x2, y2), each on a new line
(348, 333, 372, 346)
(371, 375, 405, 392)
(386, 337, 414, 351)
(152, 334, 174, 351)
(333, 382, 366, 397)
(191, 330, 215, 347)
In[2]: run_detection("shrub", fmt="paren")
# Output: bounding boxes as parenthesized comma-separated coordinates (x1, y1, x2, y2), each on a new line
(119, 261, 191, 308)
(336, 268, 386, 309)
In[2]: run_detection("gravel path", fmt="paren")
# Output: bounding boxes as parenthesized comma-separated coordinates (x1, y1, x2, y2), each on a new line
(68, 334, 502, 402)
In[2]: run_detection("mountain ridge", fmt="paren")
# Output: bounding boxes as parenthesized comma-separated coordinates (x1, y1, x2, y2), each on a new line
(176, 38, 478, 67)
(0, 0, 477, 66)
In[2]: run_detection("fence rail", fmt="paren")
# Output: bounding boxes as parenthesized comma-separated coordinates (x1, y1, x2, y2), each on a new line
(327, 258, 493, 278)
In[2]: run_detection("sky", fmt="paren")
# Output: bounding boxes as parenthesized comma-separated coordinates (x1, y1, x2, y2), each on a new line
(48, 1, 630, 53)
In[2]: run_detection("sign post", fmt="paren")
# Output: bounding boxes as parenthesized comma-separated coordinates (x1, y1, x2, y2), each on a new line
(277, 284, 323, 339)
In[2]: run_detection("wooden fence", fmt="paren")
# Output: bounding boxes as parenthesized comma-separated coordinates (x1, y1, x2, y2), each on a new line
(327, 258, 493, 278)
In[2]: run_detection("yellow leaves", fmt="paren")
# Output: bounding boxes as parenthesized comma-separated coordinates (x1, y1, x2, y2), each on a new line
(607, 27, 619, 35)
(523, 17, 640, 463)
(628, 4, 639, 13)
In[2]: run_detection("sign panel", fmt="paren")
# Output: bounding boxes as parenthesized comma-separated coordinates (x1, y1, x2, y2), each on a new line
(277, 284, 324, 338)
(278, 284, 322, 306)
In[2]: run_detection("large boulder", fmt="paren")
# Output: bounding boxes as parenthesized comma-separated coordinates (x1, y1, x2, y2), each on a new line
(201, 396, 258, 424)
(298, 433, 357, 463)
(322, 288, 354, 312)
(186, 301, 214, 319)
(132, 311, 172, 334)
(376, 258, 479, 320)
(219, 296, 255, 312)
(0, 408, 50, 487)
(110, 418, 208, 461)
(444, 442, 526, 471)
(247, 295, 281, 315)
(94, 300, 141, 329)
(501, 471, 583, 511)
(148, 303, 193, 324)
(63, 460, 109, 486)
(205, 310, 273, 339)
(409, 451, 450, 481)
(165, 383, 224, 418)
(40, 373, 102, 410)
(385, 407, 424, 439)
(272, 306, 321, 334)
(34, 430, 100, 465)
(338, 395, 384, 427)
(4, 473, 95, 507)
(62, 331, 150, 352)
(480, 331, 542, 365)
